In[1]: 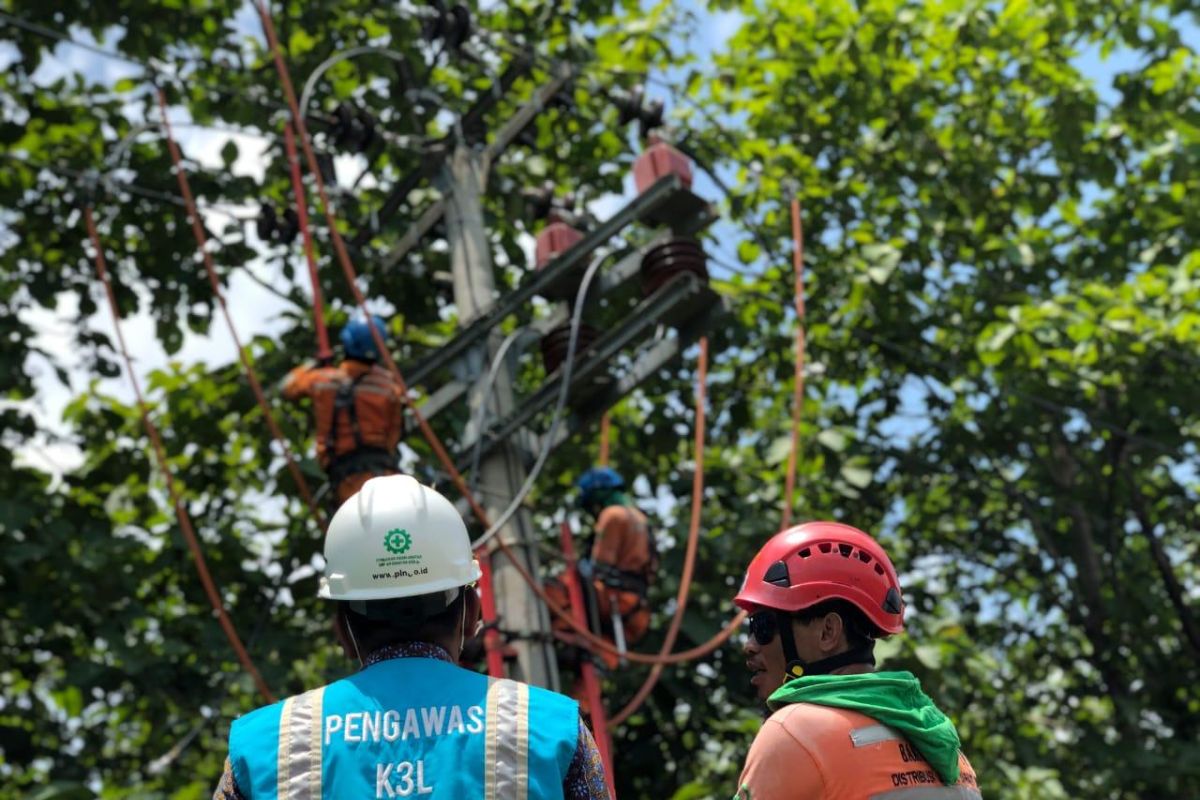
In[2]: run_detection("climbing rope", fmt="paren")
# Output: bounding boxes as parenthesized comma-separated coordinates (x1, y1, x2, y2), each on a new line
(255, 1, 743, 668)
(610, 337, 707, 726)
(254, 1, 485, 521)
(84, 205, 274, 703)
(781, 198, 806, 530)
(282, 121, 333, 362)
(155, 87, 326, 531)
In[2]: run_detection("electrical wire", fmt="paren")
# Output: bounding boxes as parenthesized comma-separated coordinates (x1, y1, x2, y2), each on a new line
(469, 251, 608, 550)
(781, 198, 806, 529)
(0, 11, 154, 69)
(156, 86, 327, 530)
(282, 120, 333, 362)
(598, 412, 611, 466)
(466, 326, 537, 490)
(706, 252, 762, 280)
(299, 46, 411, 124)
(0, 150, 254, 221)
(610, 335, 708, 727)
(84, 204, 274, 703)
(0, 11, 306, 121)
(254, 0, 498, 531)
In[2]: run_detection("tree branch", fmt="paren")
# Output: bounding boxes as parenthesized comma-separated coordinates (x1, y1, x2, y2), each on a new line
(1128, 480, 1200, 659)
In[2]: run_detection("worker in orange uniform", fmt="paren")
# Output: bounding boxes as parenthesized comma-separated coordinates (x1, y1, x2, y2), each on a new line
(283, 316, 406, 507)
(733, 522, 981, 800)
(576, 466, 655, 666)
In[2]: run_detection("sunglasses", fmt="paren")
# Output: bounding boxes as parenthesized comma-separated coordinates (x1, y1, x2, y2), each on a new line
(747, 611, 779, 646)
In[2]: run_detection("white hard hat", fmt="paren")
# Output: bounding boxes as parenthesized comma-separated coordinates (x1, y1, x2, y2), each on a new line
(319, 475, 482, 602)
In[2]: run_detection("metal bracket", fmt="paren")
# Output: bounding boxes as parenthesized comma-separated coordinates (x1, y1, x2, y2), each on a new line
(453, 272, 722, 470)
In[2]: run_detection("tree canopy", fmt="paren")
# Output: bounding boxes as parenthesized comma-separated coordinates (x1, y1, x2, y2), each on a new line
(1, 0, 1197, 798)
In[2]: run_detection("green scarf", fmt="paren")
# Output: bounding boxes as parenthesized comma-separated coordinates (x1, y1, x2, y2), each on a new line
(767, 670, 963, 784)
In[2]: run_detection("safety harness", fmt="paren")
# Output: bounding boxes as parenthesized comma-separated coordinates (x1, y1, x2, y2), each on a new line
(324, 371, 399, 486)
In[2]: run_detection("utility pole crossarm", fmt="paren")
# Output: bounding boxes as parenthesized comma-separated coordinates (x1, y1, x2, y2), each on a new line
(378, 60, 570, 268)
(454, 272, 721, 471)
(480, 61, 575, 175)
(401, 174, 695, 388)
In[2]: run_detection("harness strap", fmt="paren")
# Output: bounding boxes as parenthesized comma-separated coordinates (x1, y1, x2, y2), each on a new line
(776, 609, 876, 679)
(326, 447, 399, 487)
(591, 561, 649, 596)
(324, 371, 369, 455)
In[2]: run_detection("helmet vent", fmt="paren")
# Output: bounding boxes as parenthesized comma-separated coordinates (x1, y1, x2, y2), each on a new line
(858, 551, 872, 564)
(798, 548, 812, 559)
(883, 587, 903, 614)
(838, 544, 853, 558)
(763, 560, 791, 586)
(818, 542, 833, 554)
(874, 563, 885, 576)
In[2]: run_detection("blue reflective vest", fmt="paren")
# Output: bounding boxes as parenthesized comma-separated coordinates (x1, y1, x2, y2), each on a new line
(229, 656, 579, 799)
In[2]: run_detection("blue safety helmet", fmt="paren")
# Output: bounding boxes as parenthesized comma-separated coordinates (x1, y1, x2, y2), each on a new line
(341, 315, 389, 361)
(577, 467, 625, 507)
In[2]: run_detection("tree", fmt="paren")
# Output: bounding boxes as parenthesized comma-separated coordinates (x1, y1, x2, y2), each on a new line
(664, 0, 1200, 796)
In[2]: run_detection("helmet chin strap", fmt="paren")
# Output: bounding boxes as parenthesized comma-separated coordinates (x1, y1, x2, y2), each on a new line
(774, 611, 876, 681)
(345, 615, 364, 667)
(458, 592, 469, 659)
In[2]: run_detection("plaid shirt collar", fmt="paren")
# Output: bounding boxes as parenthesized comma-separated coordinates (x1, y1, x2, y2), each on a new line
(362, 640, 453, 668)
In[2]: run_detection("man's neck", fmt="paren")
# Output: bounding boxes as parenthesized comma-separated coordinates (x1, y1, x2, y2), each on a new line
(829, 663, 874, 676)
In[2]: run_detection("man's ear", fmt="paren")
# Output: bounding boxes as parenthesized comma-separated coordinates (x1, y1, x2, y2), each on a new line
(820, 611, 846, 653)
(465, 587, 483, 634)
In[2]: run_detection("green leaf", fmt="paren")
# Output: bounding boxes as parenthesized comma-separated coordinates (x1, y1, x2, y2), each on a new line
(816, 428, 848, 452)
(840, 463, 873, 489)
(220, 140, 238, 167)
(736, 239, 761, 264)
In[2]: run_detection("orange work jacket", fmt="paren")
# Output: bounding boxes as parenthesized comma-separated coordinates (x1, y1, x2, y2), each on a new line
(736, 703, 980, 800)
(282, 360, 405, 469)
(590, 504, 653, 644)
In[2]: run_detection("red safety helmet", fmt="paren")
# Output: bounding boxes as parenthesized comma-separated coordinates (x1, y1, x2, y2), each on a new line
(735, 521, 905, 636)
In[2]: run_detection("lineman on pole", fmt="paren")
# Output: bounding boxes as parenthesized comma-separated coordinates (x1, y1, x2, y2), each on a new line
(283, 316, 406, 506)
(733, 522, 981, 800)
(575, 467, 655, 665)
(212, 475, 610, 799)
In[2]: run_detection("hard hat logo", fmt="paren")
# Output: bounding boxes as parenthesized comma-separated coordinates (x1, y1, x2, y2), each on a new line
(320, 475, 481, 601)
(384, 528, 413, 556)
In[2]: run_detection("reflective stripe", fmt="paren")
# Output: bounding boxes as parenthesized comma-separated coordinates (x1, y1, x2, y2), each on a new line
(276, 687, 325, 800)
(484, 678, 530, 800)
(869, 788, 983, 800)
(850, 724, 902, 747)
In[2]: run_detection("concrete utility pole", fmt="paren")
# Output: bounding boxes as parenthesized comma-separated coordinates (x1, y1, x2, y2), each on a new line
(442, 142, 560, 690)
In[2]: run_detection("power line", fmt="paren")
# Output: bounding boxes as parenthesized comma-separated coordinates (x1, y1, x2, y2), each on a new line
(0, 11, 153, 69)
(0, 11, 315, 123)
(156, 85, 326, 528)
(0, 150, 253, 221)
(706, 251, 763, 280)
